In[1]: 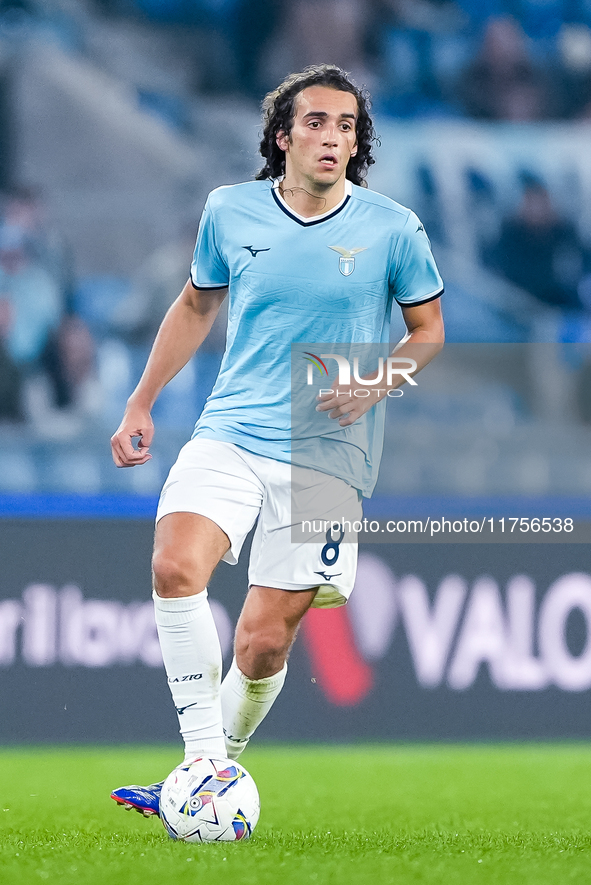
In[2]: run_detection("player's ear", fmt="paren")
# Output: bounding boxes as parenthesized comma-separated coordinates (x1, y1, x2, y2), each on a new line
(276, 130, 289, 152)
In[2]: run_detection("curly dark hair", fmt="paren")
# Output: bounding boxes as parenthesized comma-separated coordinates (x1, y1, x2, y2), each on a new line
(256, 64, 377, 187)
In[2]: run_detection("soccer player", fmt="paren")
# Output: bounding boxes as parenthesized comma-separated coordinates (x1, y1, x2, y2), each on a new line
(110, 64, 444, 816)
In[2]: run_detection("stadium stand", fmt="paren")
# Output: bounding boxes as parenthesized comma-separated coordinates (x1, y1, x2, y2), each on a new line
(0, 0, 590, 499)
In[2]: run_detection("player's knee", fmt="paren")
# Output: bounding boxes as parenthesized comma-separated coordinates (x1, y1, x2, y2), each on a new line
(235, 627, 288, 676)
(152, 550, 199, 598)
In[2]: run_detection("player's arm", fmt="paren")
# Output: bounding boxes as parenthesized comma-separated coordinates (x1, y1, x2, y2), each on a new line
(317, 296, 444, 427)
(110, 280, 227, 467)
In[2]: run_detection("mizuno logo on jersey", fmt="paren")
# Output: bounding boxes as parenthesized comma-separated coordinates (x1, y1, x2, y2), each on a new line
(243, 245, 270, 257)
(314, 570, 342, 582)
(328, 245, 367, 276)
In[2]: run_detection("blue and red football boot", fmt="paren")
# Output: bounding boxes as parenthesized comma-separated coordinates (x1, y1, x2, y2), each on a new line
(110, 781, 164, 817)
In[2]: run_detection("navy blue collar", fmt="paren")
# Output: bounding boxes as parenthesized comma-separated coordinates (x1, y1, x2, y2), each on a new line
(271, 180, 352, 227)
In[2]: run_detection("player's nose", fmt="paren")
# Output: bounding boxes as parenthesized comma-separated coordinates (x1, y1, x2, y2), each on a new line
(322, 124, 339, 145)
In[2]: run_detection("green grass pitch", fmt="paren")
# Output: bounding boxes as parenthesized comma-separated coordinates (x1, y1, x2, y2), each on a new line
(1, 744, 591, 884)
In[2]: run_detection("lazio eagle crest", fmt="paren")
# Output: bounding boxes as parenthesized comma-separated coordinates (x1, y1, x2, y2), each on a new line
(329, 246, 367, 276)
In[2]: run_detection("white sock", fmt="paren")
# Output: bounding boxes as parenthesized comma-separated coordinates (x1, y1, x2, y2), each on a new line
(153, 590, 226, 763)
(221, 657, 287, 760)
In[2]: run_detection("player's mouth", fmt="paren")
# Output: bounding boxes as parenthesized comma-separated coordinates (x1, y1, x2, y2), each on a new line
(319, 154, 338, 168)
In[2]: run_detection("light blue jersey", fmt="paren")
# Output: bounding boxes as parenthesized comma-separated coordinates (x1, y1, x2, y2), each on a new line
(190, 179, 443, 496)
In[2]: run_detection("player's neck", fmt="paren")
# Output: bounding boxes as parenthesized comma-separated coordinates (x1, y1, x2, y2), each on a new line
(278, 175, 346, 218)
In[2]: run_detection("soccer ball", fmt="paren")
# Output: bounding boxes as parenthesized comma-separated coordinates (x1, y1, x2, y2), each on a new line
(159, 756, 260, 842)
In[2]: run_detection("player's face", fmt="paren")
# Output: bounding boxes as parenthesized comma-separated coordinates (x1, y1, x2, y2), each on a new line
(277, 86, 358, 192)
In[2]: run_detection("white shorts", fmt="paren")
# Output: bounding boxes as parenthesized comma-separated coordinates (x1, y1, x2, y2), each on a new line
(156, 438, 361, 608)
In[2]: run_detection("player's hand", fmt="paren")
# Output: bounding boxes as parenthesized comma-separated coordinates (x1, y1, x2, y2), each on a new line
(110, 403, 154, 467)
(315, 383, 383, 427)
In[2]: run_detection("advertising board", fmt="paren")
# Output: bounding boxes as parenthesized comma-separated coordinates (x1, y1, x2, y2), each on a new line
(2, 520, 590, 743)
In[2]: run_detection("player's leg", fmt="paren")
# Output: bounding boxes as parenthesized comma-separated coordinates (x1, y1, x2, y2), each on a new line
(221, 585, 316, 759)
(148, 440, 264, 766)
(234, 585, 316, 678)
(112, 439, 264, 814)
(152, 511, 230, 762)
(221, 457, 361, 760)
(111, 512, 230, 816)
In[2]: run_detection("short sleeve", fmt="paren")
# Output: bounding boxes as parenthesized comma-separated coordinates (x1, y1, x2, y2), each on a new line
(390, 211, 443, 306)
(190, 196, 230, 289)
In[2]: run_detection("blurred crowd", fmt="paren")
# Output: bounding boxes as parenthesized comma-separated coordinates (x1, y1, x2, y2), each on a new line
(91, 0, 591, 121)
(0, 185, 226, 428)
(3, 0, 591, 429)
(0, 187, 94, 423)
(483, 174, 591, 311)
